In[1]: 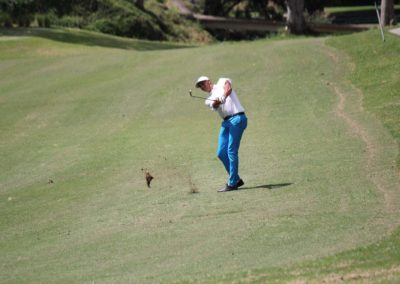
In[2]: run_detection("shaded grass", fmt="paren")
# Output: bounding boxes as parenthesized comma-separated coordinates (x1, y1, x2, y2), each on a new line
(325, 5, 400, 14)
(325, 5, 400, 25)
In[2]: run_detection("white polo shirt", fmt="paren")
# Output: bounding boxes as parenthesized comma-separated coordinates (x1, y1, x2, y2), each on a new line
(205, 78, 245, 119)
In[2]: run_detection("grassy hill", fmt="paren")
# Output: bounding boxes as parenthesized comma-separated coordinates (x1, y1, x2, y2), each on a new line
(0, 27, 399, 283)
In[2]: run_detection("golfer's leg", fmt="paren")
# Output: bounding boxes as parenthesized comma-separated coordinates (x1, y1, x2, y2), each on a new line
(227, 116, 247, 186)
(217, 124, 230, 174)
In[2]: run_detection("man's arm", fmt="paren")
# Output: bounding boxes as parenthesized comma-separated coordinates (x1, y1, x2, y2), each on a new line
(209, 79, 231, 109)
(217, 80, 232, 105)
(224, 81, 232, 97)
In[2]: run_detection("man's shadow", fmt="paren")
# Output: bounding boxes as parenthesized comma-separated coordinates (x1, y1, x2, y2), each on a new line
(239, 183, 293, 190)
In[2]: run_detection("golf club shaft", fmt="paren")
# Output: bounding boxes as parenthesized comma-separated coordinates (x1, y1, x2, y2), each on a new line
(189, 90, 216, 101)
(191, 95, 216, 101)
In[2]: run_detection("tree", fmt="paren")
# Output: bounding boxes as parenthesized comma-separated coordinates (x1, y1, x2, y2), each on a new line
(381, 0, 397, 25)
(305, 0, 324, 14)
(203, 0, 309, 34)
(203, 0, 242, 17)
(135, 0, 144, 10)
(0, 0, 36, 27)
(286, 0, 306, 34)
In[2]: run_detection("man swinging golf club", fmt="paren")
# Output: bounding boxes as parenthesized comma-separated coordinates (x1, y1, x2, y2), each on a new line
(195, 76, 247, 192)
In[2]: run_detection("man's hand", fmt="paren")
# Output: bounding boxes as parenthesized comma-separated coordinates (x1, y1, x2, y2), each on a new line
(212, 99, 221, 109)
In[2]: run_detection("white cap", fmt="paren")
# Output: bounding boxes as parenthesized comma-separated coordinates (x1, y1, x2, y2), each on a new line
(195, 76, 209, 88)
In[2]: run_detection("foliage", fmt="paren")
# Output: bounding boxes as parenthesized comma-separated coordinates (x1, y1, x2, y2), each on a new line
(0, 0, 35, 27)
(0, 11, 13, 27)
(0, 0, 212, 42)
(85, 0, 166, 40)
(202, 0, 324, 19)
(55, 15, 87, 28)
(146, 1, 213, 42)
(36, 13, 53, 27)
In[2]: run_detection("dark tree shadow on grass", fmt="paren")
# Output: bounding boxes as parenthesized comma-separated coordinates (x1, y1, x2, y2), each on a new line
(239, 183, 293, 191)
(329, 9, 400, 25)
(0, 27, 195, 51)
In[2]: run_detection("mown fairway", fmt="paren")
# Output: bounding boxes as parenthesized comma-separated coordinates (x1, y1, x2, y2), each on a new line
(0, 28, 399, 283)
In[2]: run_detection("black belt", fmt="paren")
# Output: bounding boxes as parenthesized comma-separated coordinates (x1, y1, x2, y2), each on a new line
(224, 112, 245, 121)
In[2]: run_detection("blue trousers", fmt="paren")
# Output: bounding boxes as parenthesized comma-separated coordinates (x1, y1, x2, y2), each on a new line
(217, 114, 247, 187)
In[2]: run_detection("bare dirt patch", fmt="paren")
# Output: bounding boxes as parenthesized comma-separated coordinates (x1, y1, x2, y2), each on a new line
(330, 83, 395, 214)
(306, 265, 400, 283)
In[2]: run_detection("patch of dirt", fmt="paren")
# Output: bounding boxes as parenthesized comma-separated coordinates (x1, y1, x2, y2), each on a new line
(330, 82, 395, 214)
(305, 265, 400, 283)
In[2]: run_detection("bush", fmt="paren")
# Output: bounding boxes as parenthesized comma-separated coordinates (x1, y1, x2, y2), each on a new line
(88, 15, 166, 40)
(55, 15, 86, 28)
(16, 13, 34, 27)
(87, 18, 118, 35)
(0, 12, 13, 27)
(0, 0, 35, 27)
(119, 15, 165, 40)
(85, 0, 167, 40)
(36, 13, 54, 28)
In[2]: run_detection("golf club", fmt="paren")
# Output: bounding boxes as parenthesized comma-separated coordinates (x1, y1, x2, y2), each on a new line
(189, 89, 216, 101)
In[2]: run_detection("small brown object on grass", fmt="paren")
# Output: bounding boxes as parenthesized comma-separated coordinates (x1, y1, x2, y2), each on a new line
(141, 168, 154, 188)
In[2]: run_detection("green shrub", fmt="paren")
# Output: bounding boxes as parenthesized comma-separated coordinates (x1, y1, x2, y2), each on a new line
(36, 13, 53, 28)
(0, 12, 13, 27)
(118, 15, 165, 40)
(88, 15, 165, 40)
(16, 13, 34, 27)
(85, 0, 167, 40)
(55, 15, 86, 28)
(87, 18, 118, 35)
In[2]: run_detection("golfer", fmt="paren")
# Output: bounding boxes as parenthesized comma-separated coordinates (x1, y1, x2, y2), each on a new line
(195, 76, 247, 192)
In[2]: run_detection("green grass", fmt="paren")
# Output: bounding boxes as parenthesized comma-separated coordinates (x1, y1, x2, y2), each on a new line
(200, 28, 400, 283)
(0, 28, 399, 283)
(202, 226, 400, 283)
(329, 27, 400, 168)
(325, 5, 400, 14)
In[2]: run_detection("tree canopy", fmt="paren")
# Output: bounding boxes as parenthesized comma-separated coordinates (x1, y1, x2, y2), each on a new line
(0, 0, 397, 39)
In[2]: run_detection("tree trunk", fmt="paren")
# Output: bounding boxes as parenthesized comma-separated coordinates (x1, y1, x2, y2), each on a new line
(135, 0, 144, 10)
(204, 0, 224, 16)
(381, 0, 396, 26)
(286, 0, 306, 34)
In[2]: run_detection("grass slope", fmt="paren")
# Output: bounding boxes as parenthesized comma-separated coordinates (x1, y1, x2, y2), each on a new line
(205, 28, 400, 283)
(329, 27, 400, 168)
(0, 28, 399, 283)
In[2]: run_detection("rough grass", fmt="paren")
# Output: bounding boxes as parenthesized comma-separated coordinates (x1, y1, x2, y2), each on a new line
(0, 28, 399, 283)
(329, 27, 400, 168)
